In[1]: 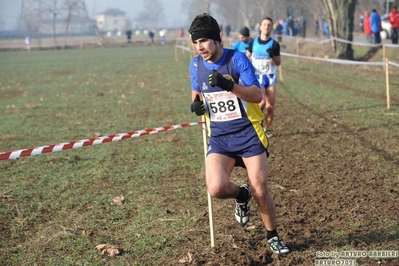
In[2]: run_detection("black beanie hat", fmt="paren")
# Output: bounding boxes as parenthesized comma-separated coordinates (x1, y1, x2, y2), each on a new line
(239, 27, 250, 37)
(188, 13, 221, 42)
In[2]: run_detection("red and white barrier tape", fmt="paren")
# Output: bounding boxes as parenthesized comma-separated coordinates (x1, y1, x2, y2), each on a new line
(0, 121, 205, 161)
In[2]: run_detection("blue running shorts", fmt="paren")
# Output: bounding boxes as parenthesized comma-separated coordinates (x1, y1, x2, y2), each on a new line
(207, 126, 268, 158)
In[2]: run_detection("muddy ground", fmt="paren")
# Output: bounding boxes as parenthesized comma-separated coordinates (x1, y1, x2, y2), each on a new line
(168, 82, 399, 266)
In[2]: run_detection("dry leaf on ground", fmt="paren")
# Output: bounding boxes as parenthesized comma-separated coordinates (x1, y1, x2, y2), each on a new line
(112, 195, 124, 206)
(178, 252, 193, 264)
(95, 244, 121, 256)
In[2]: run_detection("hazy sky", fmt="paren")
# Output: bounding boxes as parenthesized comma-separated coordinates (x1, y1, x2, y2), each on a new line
(0, 0, 189, 31)
(85, 0, 188, 27)
(0, 0, 21, 30)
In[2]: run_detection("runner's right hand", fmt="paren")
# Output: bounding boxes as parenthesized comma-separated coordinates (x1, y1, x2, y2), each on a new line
(190, 94, 205, 116)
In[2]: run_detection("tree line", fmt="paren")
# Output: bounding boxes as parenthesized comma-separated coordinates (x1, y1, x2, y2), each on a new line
(17, 0, 398, 58)
(183, 0, 398, 59)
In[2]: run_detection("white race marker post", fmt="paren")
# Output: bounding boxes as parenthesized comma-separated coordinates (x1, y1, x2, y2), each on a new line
(201, 115, 215, 247)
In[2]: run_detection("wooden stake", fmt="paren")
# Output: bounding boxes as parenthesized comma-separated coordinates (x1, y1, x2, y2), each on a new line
(385, 58, 390, 109)
(382, 44, 386, 63)
(201, 116, 215, 247)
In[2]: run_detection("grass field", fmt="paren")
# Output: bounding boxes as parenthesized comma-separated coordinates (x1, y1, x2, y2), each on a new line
(0, 42, 398, 265)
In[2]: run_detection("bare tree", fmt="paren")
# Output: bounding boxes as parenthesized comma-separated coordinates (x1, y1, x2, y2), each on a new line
(279, 0, 357, 59)
(79, 0, 100, 37)
(63, 0, 87, 48)
(36, 0, 44, 47)
(64, 0, 77, 47)
(270, 0, 357, 59)
(213, 0, 245, 26)
(22, 0, 46, 48)
(183, 0, 277, 30)
(320, 0, 357, 59)
(41, 0, 63, 49)
(188, 0, 390, 60)
(210, 0, 304, 30)
(182, 0, 214, 22)
(135, 0, 165, 29)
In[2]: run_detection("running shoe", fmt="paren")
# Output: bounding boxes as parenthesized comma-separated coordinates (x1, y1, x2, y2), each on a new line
(265, 129, 273, 138)
(268, 236, 290, 255)
(235, 184, 251, 225)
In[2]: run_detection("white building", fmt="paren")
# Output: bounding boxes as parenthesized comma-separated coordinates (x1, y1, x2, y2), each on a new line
(96, 8, 126, 35)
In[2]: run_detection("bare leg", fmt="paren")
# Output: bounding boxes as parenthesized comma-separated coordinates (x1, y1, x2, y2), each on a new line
(265, 84, 277, 130)
(243, 153, 276, 231)
(205, 153, 239, 199)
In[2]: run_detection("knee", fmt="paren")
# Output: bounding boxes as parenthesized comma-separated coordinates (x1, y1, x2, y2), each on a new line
(207, 185, 227, 199)
(251, 190, 264, 202)
(251, 188, 272, 204)
(266, 105, 274, 113)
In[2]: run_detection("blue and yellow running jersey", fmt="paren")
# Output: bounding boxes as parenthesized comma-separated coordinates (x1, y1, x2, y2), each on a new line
(189, 49, 268, 149)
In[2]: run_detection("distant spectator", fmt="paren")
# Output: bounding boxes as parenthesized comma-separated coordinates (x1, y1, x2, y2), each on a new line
(178, 27, 184, 38)
(363, 11, 372, 43)
(98, 34, 104, 48)
(225, 24, 231, 37)
(178, 27, 185, 45)
(149, 30, 155, 44)
(275, 20, 284, 42)
(370, 9, 381, 44)
(388, 4, 399, 44)
(25, 36, 31, 51)
(302, 18, 307, 38)
(359, 14, 365, 33)
(159, 29, 166, 45)
(322, 19, 330, 39)
(126, 29, 132, 43)
(283, 19, 289, 36)
(293, 17, 302, 36)
(314, 19, 320, 36)
(287, 16, 294, 36)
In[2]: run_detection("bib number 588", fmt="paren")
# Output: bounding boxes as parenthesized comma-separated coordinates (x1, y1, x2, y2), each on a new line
(209, 100, 236, 114)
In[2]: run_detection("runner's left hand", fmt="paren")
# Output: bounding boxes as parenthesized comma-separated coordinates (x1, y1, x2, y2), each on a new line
(208, 70, 234, 92)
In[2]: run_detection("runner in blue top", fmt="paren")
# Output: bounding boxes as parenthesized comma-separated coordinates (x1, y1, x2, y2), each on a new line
(230, 26, 252, 54)
(247, 17, 281, 138)
(188, 13, 289, 256)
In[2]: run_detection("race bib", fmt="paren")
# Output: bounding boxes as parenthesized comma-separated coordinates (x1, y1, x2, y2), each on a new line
(253, 59, 272, 74)
(204, 91, 242, 121)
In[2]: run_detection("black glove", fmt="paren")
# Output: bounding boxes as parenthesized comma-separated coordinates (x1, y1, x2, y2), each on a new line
(190, 94, 205, 116)
(208, 70, 234, 92)
(267, 48, 274, 58)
